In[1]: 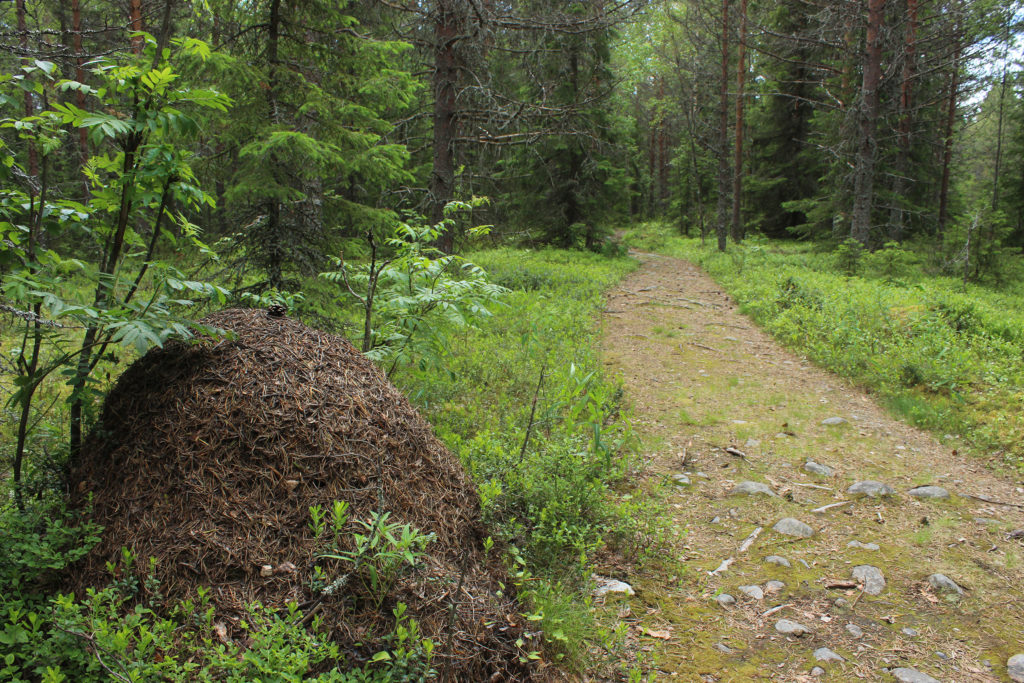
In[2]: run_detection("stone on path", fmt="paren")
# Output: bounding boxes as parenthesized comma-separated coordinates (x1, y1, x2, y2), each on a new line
(852, 565, 886, 595)
(765, 555, 791, 567)
(908, 486, 950, 500)
(890, 668, 941, 683)
(1007, 654, 1024, 682)
(775, 619, 810, 636)
(593, 576, 634, 597)
(814, 647, 845, 662)
(744, 438, 761, 449)
(672, 473, 691, 486)
(845, 623, 864, 638)
(927, 573, 963, 595)
(764, 580, 785, 594)
(848, 480, 895, 498)
(902, 627, 919, 637)
(848, 540, 880, 551)
(739, 585, 764, 600)
(730, 480, 777, 497)
(805, 460, 834, 476)
(822, 417, 847, 425)
(773, 517, 815, 538)
(811, 666, 826, 677)
(716, 593, 736, 607)
(715, 643, 733, 654)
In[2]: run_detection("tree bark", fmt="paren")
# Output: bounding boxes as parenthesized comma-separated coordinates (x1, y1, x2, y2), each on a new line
(936, 19, 962, 237)
(431, 0, 463, 254)
(716, 0, 730, 252)
(731, 0, 747, 242)
(992, 65, 1007, 212)
(129, 0, 144, 54)
(849, 0, 885, 246)
(888, 0, 917, 242)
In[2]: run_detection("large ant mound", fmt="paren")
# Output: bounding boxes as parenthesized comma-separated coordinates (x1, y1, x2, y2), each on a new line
(68, 308, 531, 680)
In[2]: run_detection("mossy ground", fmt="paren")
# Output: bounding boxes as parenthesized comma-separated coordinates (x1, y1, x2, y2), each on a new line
(596, 252, 1024, 681)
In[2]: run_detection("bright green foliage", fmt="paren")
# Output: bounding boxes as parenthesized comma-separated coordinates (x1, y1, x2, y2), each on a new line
(317, 510, 436, 609)
(319, 201, 508, 369)
(1, 39, 232, 503)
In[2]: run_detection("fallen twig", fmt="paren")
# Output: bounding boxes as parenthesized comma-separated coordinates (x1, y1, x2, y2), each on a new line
(812, 501, 852, 514)
(762, 604, 791, 617)
(738, 527, 763, 553)
(963, 493, 1024, 509)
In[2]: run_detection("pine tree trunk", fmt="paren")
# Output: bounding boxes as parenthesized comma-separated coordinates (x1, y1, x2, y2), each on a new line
(937, 25, 962, 237)
(888, 0, 917, 242)
(850, 0, 885, 246)
(731, 0, 747, 242)
(129, 0, 144, 54)
(716, 0, 730, 252)
(431, 0, 462, 254)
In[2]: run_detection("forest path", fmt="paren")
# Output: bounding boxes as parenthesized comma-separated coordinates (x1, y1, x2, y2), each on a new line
(599, 251, 1024, 682)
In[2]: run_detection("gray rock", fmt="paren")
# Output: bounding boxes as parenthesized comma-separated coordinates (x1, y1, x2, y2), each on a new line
(902, 627, 919, 637)
(805, 460, 834, 476)
(716, 593, 736, 606)
(739, 584, 765, 600)
(775, 619, 810, 636)
(773, 517, 815, 538)
(852, 565, 886, 595)
(1007, 654, 1024, 682)
(973, 517, 999, 526)
(890, 668, 941, 683)
(822, 417, 848, 425)
(848, 540, 881, 551)
(764, 580, 786, 594)
(834, 598, 850, 608)
(744, 438, 761, 448)
(814, 647, 845, 662)
(908, 486, 950, 500)
(710, 516, 722, 524)
(715, 643, 734, 654)
(811, 666, 826, 677)
(695, 471, 710, 479)
(672, 473, 691, 486)
(1008, 528, 1024, 539)
(765, 555, 791, 568)
(934, 653, 948, 661)
(593, 577, 635, 597)
(730, 480, 777, 497)
(927, 573, 963, 595)
(848, 480, 895, 498)
(845, 623, 864, 638)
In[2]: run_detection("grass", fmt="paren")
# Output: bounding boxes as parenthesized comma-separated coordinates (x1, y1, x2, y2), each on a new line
(625, 222, 1024, 473)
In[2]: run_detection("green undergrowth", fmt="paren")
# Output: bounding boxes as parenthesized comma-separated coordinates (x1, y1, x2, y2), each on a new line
(626, 222, 1024, 472)
(391, 247, 674, 670)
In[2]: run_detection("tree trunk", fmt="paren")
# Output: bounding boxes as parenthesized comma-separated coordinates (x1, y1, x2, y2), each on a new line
(431, 0, 462, 254)
(992, 65, 1007, 212)
(888, 0, 917, 242)
(716, 0, 730, 252)
(129, 0, 144, 54)
(16, 0, 38, 182)
(936, 24, 962, 237)
(850, 0, 885, 246)
(731, 0, 747, 242)
(72, 0, 90, 200)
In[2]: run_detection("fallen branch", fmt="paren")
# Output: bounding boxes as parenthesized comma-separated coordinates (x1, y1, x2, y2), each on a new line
(762, 603, 791, 617)
(824, 579, 858, 589)
(963, 493, 1024, 509)
(738, 527, 763, 553)
(812, 501, 852, 514)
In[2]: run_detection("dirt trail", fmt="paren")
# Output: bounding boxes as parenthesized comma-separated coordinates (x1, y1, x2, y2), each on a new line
(601, 252, 1024, 682)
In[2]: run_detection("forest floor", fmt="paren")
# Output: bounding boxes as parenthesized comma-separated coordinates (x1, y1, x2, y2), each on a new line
(598, 251, 1024, 682)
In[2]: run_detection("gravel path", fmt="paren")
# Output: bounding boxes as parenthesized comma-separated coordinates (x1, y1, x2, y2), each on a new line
(600, 251, 1024, 682)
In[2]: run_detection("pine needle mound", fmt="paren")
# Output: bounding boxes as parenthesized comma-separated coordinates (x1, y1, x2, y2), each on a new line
(68, 308, 531, 680)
